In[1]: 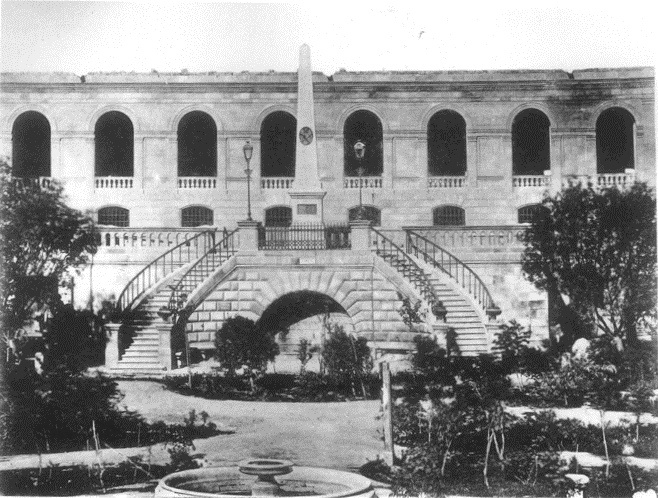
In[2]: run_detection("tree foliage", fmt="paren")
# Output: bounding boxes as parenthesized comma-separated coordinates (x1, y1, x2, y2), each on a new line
(0, 158, 97, 335)
(521, 182, 656, 347)
(214, 316, 279, 382)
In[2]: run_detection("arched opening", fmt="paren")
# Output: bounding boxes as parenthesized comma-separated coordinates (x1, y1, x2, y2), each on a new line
(181, 206, 214, 227)
(178, 111, 217, 177)
(517, 204, 545, 224)
(512, 109, 550, 175)
(596, 107, 635, 173)
(265, 206, 293, 227)
(257, 290, 354, 372)
(343, 110, 383, 177)
(12, 111, 51, 177)
(95, 111, 134, 177)
(260, 111, 296, 177)
(433, 205, 465, 226)
(428, 110, 466, 176)
(98, 206, 130, 227)
(348, 205, 381, 226)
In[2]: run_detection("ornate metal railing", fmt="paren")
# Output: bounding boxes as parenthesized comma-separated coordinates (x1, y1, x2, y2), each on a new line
(167, 229, 238, 314)
(371, 227, 436, 305)
(261, 177, 294, 189)
(406, 229, 495, 311)
(95, 177, 134, 189)
(258, 224, 351, 251)
(178, 177, 217, 189)
(115, 229, 216, 314)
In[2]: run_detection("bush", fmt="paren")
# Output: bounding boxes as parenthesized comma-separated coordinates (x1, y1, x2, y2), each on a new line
(214, 316, 279, 389)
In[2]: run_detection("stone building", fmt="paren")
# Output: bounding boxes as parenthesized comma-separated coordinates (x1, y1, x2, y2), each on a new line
(1, 46, 654, 373)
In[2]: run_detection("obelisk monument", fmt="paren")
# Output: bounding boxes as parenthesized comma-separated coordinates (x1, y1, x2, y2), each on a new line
(289, 44, 326, 223)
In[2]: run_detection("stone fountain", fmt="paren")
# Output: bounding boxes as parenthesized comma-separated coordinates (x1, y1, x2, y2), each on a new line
(154, 458, 377, 498)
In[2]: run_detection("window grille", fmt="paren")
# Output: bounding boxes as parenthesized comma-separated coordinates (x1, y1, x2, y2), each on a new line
(265, 206, 293, 227)
(433, 206, 465, 226)
(98, 206, 129, 227)
(518, 204, 544, 224)
(348, 206, 381, 226)
(181, 206, 214, 227)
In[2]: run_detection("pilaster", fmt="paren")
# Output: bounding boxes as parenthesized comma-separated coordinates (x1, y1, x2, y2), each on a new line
(105, 323, 121, 368)
(238, 219, 261, 252)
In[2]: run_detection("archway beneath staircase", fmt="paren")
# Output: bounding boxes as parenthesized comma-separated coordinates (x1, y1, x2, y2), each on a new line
(256, 290, 355, 373)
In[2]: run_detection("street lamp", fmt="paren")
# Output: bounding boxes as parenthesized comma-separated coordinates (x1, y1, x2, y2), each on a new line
(243, 140, 254, 221)
(353, 141, 366, 220)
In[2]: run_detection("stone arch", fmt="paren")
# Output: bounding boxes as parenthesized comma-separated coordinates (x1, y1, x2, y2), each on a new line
(177, 111, 217, 177)
(87, 105, 140, 133)
(342, 109, 384, 177)
(505, 102, 557, 130)
(511, 108, 551, 175)
(421, 104, 473, 131)
(260, 110, 297, 178)
(589, 101, 640, 130)
(94, 111, 134, 177)
(252, 104, 296, 133)
(11, 110, 51, 177)
(335, 104, 389, 135)
(426, 109, 467, 176)
(5, 105, 58, 134)
(596, 106, 636, 173)
(170, 104, 225, 133)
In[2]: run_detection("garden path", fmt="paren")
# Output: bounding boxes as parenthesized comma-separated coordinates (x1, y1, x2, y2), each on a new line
(117, 380, 385, 472)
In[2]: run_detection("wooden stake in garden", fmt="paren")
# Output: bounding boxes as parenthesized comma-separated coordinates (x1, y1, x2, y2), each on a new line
(381, 361, 394, 466)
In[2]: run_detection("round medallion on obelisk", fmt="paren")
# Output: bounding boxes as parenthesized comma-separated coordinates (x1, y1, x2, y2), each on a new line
(299, 126, 314, 145)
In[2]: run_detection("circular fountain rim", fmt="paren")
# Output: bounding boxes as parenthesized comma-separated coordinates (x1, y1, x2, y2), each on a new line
(156, 465, 375, 498)
(238, 458, 294, 476)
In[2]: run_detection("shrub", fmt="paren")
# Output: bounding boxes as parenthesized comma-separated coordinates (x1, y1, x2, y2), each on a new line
(321, 325, 372, 398)
(214, 316, 279, 390)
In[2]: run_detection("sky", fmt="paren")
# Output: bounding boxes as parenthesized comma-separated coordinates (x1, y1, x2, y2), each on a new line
(0, 1, 656, 76)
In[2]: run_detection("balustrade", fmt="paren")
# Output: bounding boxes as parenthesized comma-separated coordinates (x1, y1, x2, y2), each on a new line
(512, 175, 549, 188)
(406, 226, 526, 249)
(427, 176, 465, 188)
(343, 177, 383, 189)
(96, 227, 212, 249)
(261, 177, 294, 189)
(12, 176, 52, 188)
(596, 171, 635, 187)
(95, 177, 133, 189)
(178, 177, 217, 189)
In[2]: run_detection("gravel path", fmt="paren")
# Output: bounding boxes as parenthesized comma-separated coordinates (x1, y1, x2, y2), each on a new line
(116, 380, 385, 472)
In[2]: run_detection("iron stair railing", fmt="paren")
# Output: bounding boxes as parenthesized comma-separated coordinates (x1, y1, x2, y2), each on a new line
(371, 227, 437, 306)
(167, 229, 238, 316)
(115, 229, 216, 314)
(405, 229, 495, 312)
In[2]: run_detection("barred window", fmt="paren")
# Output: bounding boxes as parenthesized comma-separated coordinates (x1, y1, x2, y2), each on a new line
(265, 206, 292, 227)
(433, 206, 465, 226)
(98, 206, 129, 227)
(348, 206, 381, 226)
(181, 206, 214, 227)
(518, 204, 544, 224)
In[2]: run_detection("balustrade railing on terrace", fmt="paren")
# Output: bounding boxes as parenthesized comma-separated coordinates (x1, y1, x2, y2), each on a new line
(12, 176, 52, 188)
(95, 177, 134, 189)
(596, 171, 636, 187)
(427, 176, 465, 188)
(261, 177, 294, 189)
(407, 226, 526, 249)
(512, 175, 550, 187)
(406, 229, 495, 311)
(371, 227, 436, 305)
(115, 229, 216, 314)
(178, 177, 217, 189)
(97, 227, 215, 249)
(258, 224, 351, 251)
(168, 229, 237, 314)
(344, 177, 383, 189)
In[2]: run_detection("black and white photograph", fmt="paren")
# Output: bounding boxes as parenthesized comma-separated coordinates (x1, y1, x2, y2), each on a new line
(0, 2, 656, 497)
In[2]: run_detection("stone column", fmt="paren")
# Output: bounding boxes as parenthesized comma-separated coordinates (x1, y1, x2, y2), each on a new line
(350, 219, 372, 251)
(105, 323, 121, 368)
(156, 322, 174, 371)
(238, 219, 261, 252)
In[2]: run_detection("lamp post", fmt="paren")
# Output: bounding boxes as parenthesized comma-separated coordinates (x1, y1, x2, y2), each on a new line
(353, 141, 366, 220)
(243, 140, 254, 221)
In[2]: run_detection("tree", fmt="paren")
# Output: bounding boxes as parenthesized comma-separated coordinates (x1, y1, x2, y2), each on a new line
(214, 316, 279, 390)
(521, 182, 656, 348)
(0, 158, 97, 334)
(322, 324, 372, 397)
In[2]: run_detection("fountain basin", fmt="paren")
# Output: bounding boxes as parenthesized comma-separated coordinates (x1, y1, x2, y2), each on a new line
(154, 465, 376, 498)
